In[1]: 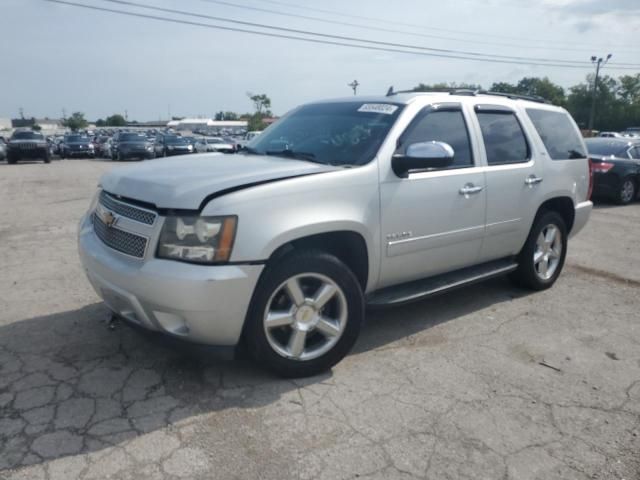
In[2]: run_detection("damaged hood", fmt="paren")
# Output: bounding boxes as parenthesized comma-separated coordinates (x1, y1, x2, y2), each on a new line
(99, 153, 339, 210)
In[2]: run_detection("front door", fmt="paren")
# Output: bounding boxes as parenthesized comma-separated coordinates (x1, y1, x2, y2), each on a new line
(378, 104, 486, 289)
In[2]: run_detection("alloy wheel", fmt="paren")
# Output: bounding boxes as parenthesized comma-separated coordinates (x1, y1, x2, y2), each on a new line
(533, 224, 563, 280)
(263, 273, 348, 361)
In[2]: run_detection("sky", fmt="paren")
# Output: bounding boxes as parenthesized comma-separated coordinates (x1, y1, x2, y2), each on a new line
(1, 0, 639, 121)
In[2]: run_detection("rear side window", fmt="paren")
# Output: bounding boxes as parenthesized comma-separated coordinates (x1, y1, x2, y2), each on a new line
(476, 112, 529, 165)
(526, 109, 587, 160)
(398, 109, 473, 168)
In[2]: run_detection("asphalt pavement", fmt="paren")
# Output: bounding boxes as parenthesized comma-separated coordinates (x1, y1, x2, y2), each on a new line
(0, 158, 638, 480)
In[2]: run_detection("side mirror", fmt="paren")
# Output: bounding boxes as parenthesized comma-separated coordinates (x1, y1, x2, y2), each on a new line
(392, 141, 455, 177)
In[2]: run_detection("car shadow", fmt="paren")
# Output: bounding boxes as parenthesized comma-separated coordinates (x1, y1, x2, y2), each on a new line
(0, 277, 527, 470)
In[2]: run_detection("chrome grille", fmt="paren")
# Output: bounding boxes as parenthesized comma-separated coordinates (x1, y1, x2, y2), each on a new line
(99, 191, 157, 225)
(92, 213, 147, 258)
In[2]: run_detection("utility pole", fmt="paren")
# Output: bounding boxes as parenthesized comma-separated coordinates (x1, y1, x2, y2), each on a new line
(348, 80, 360, 95)
(19, 107, 24, 120)
(588, 53, 612, 132)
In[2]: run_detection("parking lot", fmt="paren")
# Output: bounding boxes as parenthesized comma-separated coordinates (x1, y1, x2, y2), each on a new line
(1, 158, 639, 479)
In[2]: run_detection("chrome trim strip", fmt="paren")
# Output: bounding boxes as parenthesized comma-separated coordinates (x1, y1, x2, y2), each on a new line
(387, 224, 485, 247)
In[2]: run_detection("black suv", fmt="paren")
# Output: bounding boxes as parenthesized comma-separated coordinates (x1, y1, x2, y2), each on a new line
(111, 132, 155, 161)
(154, 134, 194, 157)
(6, 130, 51, 164)
(60, 134, 94, 158)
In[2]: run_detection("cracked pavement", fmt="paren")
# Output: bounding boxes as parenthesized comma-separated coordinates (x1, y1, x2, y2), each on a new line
(1, 159, 639, 479)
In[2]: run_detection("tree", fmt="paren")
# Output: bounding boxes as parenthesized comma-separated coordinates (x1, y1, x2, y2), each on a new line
(247, 92, 272, 115)
(413, 82, 481, 92)
(95, 119, 106, 127)
(489, 81, 519, 94)
(105, 114, 126, 127)
(515, 77, 566, 106)
(62, 112, 88, 130)
(32, 124, 42, 131)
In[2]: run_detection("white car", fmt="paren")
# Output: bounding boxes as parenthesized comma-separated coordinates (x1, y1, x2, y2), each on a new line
(79, 91, 592, 377)
(195, 137, 235, 154)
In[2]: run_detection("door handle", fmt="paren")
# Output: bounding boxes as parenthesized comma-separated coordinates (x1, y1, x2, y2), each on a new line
(525, 175, 543, 186)
(459, 183, 484, 195)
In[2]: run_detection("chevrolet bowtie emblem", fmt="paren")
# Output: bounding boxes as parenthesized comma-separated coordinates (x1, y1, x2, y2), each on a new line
(97, 204, 118, 228)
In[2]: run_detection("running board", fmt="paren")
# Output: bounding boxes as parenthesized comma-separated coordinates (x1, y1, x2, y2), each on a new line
(366, 258, 518, 307)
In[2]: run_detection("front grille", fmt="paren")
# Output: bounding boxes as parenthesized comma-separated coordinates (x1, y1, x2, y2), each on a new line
(92, 213, 148, 258)
(99, 191, 157, 225)
(17, 143, 38, 150)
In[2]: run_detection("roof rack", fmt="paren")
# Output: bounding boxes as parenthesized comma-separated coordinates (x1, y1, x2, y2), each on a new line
(385, 86, 550, 104)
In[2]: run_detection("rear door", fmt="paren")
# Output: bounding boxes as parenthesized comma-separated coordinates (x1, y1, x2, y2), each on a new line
(471, 104, 545, 261)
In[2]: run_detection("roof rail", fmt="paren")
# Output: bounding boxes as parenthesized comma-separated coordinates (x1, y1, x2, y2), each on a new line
(385, 86, 550, 104)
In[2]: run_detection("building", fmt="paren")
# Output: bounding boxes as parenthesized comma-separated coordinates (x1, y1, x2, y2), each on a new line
(166, 118, 248, 131)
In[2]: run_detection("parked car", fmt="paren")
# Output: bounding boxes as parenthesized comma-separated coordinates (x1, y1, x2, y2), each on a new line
(60, 134, 94, 158)
(585, 137, 640, 204)
(79, 92, 592, 377)
(597, 131, 622, 138)
(0, 138, 6, 161)
(154, 134, 193, 157)
(112, 132, 155, 161)
(93, 136, 110, 157)
(6, 130, 51, 164)
(195, 137, 236, 154)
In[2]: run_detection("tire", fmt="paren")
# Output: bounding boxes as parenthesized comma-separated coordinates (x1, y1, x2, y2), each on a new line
(509, 211, 568, 291)
(244, 249, 365, 378)
(118, 152, 124, 162)
(7, 155, 17, 165)
(616, 177, 636, 205)
(43, 152, 51, 164)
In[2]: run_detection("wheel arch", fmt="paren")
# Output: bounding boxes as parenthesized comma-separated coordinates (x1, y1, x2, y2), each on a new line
(265, 230, 370, 292)
(535, 196, 575, 234)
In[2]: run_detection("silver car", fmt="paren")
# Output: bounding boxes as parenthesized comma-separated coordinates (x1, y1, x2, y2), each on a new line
(79, 91, 592, 377)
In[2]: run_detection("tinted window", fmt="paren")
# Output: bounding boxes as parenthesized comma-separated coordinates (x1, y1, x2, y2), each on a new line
(631, 147, 640, 159)
(120, 133, 147, 142)
(526, 109, 586, 160)
(584, 139, 629, 157)
(398, 109, 473, 168)
(477, 112, 528, 165)
(12, 131, 43, 140)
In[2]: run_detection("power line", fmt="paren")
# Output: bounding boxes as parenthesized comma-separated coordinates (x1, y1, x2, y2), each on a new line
(251, 0, 635, 52)
(44, 0, 640, 70)
(83, 0, 640, 68)
(193, 0, 627, 56)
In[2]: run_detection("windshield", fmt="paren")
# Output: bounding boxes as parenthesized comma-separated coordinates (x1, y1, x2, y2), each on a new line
(585, 139, 629, 157)
(206, 139, 224, 144)
(120, 133, 147, 142)
(65, 135, 88, 143)
(165, 136, 187, 145)
(246, 102, 404, 166)
(12, 131, 44, 140)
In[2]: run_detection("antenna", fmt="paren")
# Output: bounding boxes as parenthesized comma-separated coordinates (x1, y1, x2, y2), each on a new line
(348, 80, 360, 95)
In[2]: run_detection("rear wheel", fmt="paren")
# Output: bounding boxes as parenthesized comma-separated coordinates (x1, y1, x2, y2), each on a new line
(7, 154, 17, 164)
(245, 250, 364, 378)
(43, 152, 51, 163)
(510, 211, 567, 291)
(616, 177, 636, 205)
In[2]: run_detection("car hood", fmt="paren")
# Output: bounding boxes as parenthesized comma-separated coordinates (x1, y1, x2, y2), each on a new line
(100, 153, 339, 210)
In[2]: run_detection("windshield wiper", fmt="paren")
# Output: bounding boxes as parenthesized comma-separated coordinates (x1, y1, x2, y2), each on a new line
(265, 149, 317, 162)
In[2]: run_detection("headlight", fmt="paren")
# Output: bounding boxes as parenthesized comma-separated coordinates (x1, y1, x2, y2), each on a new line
(157, 215, 237, 264)
(146, 145, 153, 151)
(187, 145, 193, 151)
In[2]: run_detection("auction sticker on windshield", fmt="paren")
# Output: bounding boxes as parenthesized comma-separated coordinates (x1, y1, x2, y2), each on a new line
(357, 104, 399, 115)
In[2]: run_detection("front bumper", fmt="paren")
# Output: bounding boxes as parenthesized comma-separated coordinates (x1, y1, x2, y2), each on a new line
(570, 200, 593, 238)
(78, 214, 263, 346)
(119, 150, 155, 160)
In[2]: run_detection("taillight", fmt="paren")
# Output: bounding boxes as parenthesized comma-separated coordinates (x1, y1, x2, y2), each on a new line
(587, 158, 594, 200)
(591, 161, 614, 173)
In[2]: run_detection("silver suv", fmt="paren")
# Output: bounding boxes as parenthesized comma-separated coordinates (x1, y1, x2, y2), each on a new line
(78, 91, 592, 377)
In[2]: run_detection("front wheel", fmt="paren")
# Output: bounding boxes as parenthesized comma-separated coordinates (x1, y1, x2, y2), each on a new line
(510, 211, 567, 291)
(244, 250, 364, 378)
